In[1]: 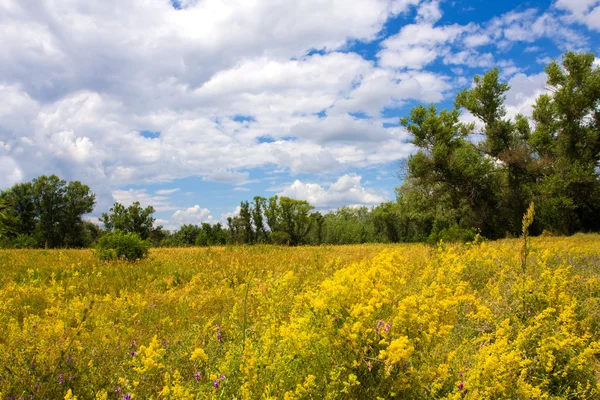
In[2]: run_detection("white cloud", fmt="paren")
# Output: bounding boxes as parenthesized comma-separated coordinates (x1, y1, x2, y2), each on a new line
(484, 8, 587, 50)
(0, 0, 594, 221)
(0, 155, 23, 188)
(378, 23, 465, 69)
(171, 205, 214, 227)
(504, 72, 548, 118)
(203, 169, 250, 185)
(278, 173, 386, 208)
(555, 0, 600, 31)
(416, 0, 442, 24)
(112, 189, 176, 212)
(155, 188, 180, 195)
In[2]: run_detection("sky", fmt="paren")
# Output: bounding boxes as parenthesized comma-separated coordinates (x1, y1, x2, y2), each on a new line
(1, 0, 599, 230)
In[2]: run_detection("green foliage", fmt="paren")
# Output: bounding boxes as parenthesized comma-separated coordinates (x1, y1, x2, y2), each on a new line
(10, 234, 39, 249)
(96, 230, 149, 261)
(428, 224, 477, 244)
(530, 52, 600, 234)
(397, 51, 600, 241)
(100, 201, 156, 240)
(0, 175, 96, 248)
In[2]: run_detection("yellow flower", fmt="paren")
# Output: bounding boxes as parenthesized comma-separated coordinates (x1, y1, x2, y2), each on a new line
(189, 347, 208, 362)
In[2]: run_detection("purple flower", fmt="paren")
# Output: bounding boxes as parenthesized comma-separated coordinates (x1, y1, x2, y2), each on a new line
(459, 380, 465, 390)
(122, 394, 132, 400)
(217, 331, 223, 343)
(59, 373, 64, 385)
(220, 374, 226, 380)
(115, 387, 121, 395)
(459, 371, 463, 378)
(384, 323, 391, 332)
(66, 354, 72, 364)
(68, 375, 74, 381)
(194, 372, 201, 381)
(117, 340, 121, 349)
(213, 379, 220, 389)
(130, 340, 136, 348)
(130, 351, 138, 357)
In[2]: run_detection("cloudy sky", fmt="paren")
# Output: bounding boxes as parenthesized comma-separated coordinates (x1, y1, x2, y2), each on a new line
(1, 0, 599, 230)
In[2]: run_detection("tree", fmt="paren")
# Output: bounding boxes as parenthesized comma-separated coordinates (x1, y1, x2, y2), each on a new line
(252, 196, 268, 242)
(0, 182, 35, 237)
(0, 197, 16, 242)
(32, 175, 96, 248)
(265, 196, 314, 246)
(239, 201, 254, 244)
(100, 201, 156, 240)
(175, 224, 201, 245)
(0, 175, 96, 248)
(455, 68, 536, 234)
(400, 105, 503, 238)
(371, 202, 401, 243)
(529, 52, 600, 234)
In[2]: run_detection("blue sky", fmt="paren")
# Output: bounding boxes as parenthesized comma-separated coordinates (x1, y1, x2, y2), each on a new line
(0, 0, 599, 230)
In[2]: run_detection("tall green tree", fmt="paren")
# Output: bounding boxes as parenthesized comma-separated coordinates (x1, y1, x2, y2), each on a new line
(400, 105, 503, 238)
(529, 52, 600, 234)
(31, 175, 96, 248)
(0, 176, 96, 247)
(100, 201, 156, 240)
(455, 68, 536, 234)
(239, 201, 254, 244)
(264, 196, 314, 246)
(252, 196, 268, 242)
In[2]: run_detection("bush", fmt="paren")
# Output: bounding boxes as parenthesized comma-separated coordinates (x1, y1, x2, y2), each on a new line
(270, 231, 291, 245)
(429, 224, 477, 244)
(11, 234, 39, 249)
(96, 230, 149, 261)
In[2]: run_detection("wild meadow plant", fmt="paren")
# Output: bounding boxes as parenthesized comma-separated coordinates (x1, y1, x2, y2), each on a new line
(0, 235, 599, 399)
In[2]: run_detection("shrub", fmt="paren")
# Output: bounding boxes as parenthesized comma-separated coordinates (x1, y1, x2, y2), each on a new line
(11, 234, 38, 249)
(429, 224, 477, 244)
(270, 231, 291, 245)
(96, 230, 149, 261)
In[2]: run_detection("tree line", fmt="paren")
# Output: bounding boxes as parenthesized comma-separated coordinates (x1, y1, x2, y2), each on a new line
(1, 52, 599, 248)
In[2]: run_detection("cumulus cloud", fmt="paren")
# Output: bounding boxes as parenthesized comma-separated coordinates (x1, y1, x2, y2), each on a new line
(555, 0, 600, 31)
(112, 189, 176, 212)
(171, 205, 214, 227)
(504, 72, 548, 118)
(278, 173, 386, 208)
(378, 23, 465, 69)
(0, 0, 595, 222)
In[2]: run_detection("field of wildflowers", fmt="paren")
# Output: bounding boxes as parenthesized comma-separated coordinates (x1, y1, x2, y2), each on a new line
(1, 235, 600, 399)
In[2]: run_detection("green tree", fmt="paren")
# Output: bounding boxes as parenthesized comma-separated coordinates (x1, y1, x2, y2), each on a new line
(0, 176, 95, 248)
(265, 196, 314, 246)
(455, 68, 536, 234)
(0, 182, 36, 237)
(252, 196, 268, 242)
(529, 52, 600, 234)
(100, 201, 156, 240)
(31, 175, 96, 248)
(175, 224, 201, 245)
(400, 105, 502, 238)
(239, 200, 254, 244)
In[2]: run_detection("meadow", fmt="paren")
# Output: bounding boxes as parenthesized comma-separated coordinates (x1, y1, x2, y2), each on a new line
(1, 235, 600, 399)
